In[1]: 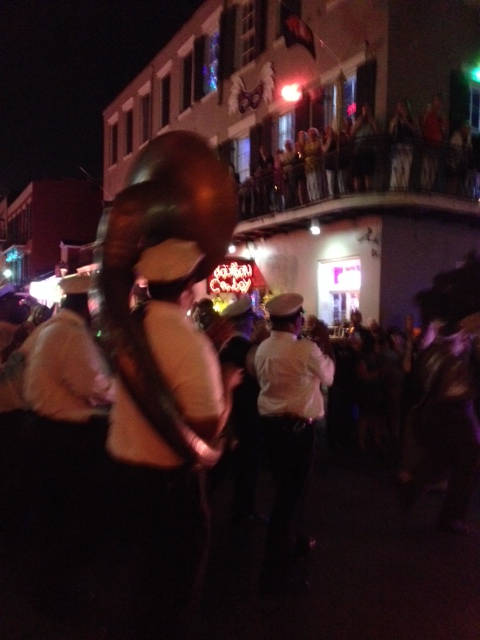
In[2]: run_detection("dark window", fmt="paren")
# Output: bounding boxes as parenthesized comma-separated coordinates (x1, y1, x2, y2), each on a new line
(182, 53, 193, 111)
(125, 109, 133, 154)
(240, 2, 256, 67)
(110, 123, 118, 165)
(141, 93, 151, 143)
(161, 75, 171, 128)
(278, 0, 301, 38)
(355, 60, 377, 115)
(219, 5, 238, 80)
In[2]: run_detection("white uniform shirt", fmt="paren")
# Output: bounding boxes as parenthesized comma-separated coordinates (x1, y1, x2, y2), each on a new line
(23, 309, 113, 422)
(254, 330, 334, 419)
(107, 300, 225, 469)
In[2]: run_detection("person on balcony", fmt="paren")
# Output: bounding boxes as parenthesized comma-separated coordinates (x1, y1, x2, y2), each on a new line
(420, 94, 447, 191)
(254, 145, 274, 215)
(338, 117, 353, 195)
(322, 125, 338, 197)
(389, 100, 418, 191)
(351, 104, 378, 192)
(305, 127, 324, 202)
(447, 121, 472, 196)
(273, 149, 286, 211)
(280, 139, 297, 208)
(294, 130, 309, 205)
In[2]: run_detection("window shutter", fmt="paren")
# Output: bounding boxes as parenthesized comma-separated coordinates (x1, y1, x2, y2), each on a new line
(194, 36, 206, 102)
(219, 5, 238, 81)
(182, 53, 193, 111)
(217, 139, 234, 168)
(262, 115, 273, 156)
(279, 0, 301, 38)
(250, 123, 263, 174)
(254, 0, 268, 57)
(161, 75, 171, 128)
(295, 91, 311, 133)
(311, 88, 325, 131)
(355, 59, 377, 115)
(450, 69, 470, 133)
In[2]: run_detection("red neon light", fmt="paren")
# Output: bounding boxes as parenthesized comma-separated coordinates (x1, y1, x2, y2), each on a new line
(281, 83, 302, 103)
(208, 261, 253, 295)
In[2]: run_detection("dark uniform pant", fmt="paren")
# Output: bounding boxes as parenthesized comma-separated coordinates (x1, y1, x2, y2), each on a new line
(261, 415, 315, 571)
(104, 462, 210, 640)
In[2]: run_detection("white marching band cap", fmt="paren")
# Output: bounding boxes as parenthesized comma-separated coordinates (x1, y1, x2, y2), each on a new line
(266, 293, 304, 317)
(59, 272, 93, 295)
(221, 295, 253, 319)
(134, 238, 205, 283)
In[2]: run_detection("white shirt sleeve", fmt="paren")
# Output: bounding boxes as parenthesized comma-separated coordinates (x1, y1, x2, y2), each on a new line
(59, 327, 113, 405)
(308, 342, 335, 387)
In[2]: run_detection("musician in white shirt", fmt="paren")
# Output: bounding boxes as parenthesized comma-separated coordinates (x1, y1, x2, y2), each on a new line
(255, 293, 334, 593)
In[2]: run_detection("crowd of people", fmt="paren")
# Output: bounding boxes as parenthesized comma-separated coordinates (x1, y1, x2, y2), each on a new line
(236, 95, 479, 219)
(1, 256, 480, 635)
(0, 129, 479, 638)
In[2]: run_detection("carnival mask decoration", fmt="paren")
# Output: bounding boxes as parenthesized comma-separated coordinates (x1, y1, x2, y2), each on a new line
(92, 131, 237, 466)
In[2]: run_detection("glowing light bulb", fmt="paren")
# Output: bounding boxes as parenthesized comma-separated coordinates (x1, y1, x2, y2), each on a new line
(281, 83, 302, 103)
(310, 219, 321, 235)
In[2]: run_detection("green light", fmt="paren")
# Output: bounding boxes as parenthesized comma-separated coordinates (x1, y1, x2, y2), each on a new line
(472, 67, 480, 82)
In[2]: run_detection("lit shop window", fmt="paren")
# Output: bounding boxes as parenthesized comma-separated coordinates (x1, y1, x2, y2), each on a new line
(318, 258, 361, 326)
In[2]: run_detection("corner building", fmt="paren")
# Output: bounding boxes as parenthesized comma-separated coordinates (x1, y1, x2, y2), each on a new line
(103, 0, 480, 329)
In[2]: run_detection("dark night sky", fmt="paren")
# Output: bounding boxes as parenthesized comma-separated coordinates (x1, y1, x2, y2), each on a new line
(0, 0, 204, 200)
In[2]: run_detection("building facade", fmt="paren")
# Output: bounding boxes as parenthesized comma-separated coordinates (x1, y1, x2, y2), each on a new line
(103, 0, 480, 328)
(0, 179, 103, 287)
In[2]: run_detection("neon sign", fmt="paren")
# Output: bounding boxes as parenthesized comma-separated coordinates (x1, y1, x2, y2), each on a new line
(208, 261, 253, 294)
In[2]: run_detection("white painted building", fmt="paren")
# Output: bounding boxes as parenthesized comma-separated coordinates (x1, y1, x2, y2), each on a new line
(103, 0, 480, 328)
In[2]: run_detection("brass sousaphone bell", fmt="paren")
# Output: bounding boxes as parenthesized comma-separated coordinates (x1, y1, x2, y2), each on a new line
(92, 131, 237, 467)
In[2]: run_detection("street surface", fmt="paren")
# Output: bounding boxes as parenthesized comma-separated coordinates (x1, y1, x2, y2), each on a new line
(1, 454, 479, 640)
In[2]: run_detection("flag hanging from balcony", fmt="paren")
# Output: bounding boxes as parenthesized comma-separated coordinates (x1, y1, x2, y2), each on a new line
(281, 5, 316, 60)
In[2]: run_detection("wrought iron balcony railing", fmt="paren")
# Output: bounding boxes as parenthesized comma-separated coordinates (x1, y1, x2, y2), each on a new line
(236, 134, 480, 222)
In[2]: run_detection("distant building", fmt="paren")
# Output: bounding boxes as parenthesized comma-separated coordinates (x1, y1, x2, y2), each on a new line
(103, 0, 480, 328)
(0, 179, 102, 287)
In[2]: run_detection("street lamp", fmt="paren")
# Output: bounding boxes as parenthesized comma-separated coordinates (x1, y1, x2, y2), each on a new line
(310, 219, 321, 235)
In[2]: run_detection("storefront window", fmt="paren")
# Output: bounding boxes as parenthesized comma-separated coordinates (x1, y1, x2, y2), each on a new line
(317, 257, 361, 326)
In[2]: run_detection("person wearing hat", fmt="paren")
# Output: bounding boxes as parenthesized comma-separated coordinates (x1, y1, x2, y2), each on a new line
(106, 237, 242, 639)
(254, 292, 335, 592)
(219, 295, 264, 524)
(20, 271, 114, 604)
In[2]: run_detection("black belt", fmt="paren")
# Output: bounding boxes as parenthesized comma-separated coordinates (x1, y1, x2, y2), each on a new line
(262, 413, 313, 434)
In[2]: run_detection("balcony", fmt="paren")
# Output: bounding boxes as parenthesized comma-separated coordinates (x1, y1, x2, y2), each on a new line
(233, 134, 480, 242)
